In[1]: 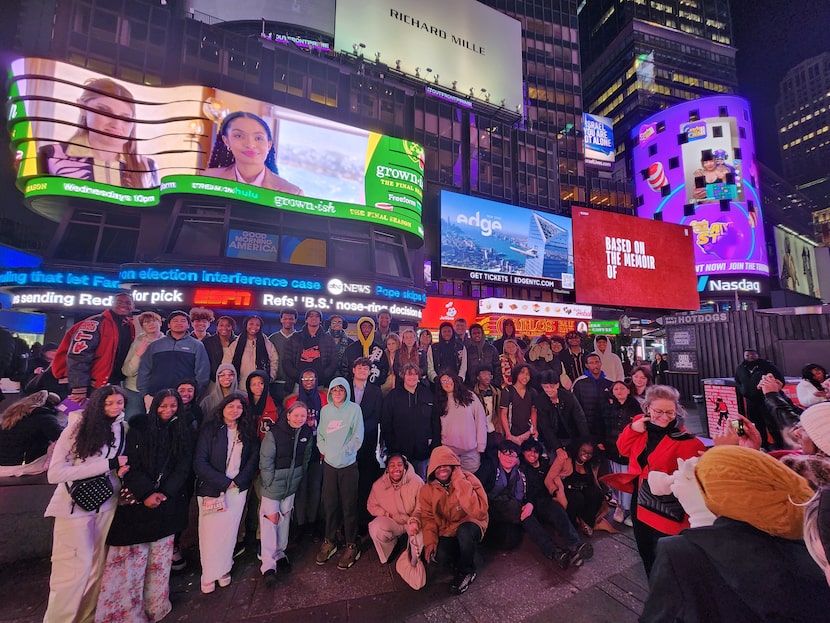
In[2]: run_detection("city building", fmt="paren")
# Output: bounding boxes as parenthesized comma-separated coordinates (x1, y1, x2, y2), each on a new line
(775, 52, 830, 208)
(578, 0, 738, 183)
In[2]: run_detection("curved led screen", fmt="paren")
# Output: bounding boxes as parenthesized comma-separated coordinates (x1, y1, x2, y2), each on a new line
(631, 96, 769, 278)
(8, 58, 424, 238)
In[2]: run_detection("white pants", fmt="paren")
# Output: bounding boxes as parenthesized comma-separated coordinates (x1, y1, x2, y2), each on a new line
(43, 508, 116, 623)
(368, 516, 422, 564)
(258, 494, 295, 574)
(198, 487, 247, 584)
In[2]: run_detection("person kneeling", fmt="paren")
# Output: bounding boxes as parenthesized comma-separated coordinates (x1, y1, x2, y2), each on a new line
(367, 453, 424, 564)
(418, 446, 489, 595)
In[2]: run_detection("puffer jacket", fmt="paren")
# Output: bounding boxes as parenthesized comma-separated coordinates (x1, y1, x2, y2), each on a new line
(416, 446, 489, 548)
(259, 416, 312, 500)
(367, 461, 424, 525)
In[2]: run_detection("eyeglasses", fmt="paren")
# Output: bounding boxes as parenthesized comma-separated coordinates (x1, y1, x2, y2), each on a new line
(499, 450, 518, 457)
(439, 378, 454, 385)
(301, 377, 316, 382)
(649, 409, 676, 417)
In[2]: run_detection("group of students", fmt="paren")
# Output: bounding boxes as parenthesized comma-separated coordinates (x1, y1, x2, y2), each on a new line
(11, 306, 830, 621)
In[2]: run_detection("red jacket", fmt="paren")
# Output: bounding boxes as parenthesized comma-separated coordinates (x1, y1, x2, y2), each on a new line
(617, 415, 705, 535)
(53, 310, 134, 391)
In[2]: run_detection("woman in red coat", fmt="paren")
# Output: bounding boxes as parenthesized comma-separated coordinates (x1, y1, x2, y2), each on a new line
(616, 385, 705, 576)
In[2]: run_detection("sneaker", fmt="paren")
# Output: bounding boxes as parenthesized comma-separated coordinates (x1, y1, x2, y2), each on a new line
(569, 542, 593, 568)
(276, 556, 292, 573)
(553, 549, 570, 570)
(613, 506, 625, 524)
(262, 569, 277, 588)
(624, 515, 634, 527)
(200, 580, 215, 594)
(337, 543, 361, 570)
(450, 571, 477, 595)
(316, 540, 338, 565)
(171, 546, 186, 571)
(218, 573, 232, 588)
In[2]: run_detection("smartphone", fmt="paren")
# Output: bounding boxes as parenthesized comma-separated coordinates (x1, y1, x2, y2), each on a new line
(730, 419, 745, 437)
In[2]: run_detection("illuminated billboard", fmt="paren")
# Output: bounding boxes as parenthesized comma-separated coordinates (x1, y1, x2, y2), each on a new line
(572, 207, 699, 310)
(774, 226, 820, 298)
(583, 113, 615, 170)
(631, 96, 769, 278)
(186, 0, 336, 37)
(335, 0, 523, 114)
(8, 58, 424, 239)
(440, 191, 574, 290)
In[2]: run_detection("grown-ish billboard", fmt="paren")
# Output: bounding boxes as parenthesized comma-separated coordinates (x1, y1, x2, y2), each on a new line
(631, 96, 769, 278)
(8, 58, 424, 239)
(440, 191, 573, 291)
(572, 207, 699, 310)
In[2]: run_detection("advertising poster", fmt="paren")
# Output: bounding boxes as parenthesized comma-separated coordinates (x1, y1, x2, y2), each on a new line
(335, 0, 523, 113)
(440, 191, 574, 285)
(583, 113, 615, 170)
(571, 207, 699, 310)
(631, 96, 769, 278)
(187, 0, 336, 37)
(8, 58, 424, 238)
(774, 226, 820, 298)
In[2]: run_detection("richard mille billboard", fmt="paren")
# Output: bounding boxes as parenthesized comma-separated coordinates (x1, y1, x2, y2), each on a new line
(335, 0, 523, 114)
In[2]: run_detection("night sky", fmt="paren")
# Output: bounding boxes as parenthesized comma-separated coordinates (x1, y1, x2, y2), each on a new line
(730, 0, 830, 172)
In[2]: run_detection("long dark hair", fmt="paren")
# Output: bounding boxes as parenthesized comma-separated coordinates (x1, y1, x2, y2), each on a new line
(435, 369, 474, 415)
(246, 369, 272, 417)
(568, 437, 599, 469)
(137, 389, 192, 470)
(207, 392, 257, 445)
(802, 363, 827, 391)
(231, 315, 271, 378)
(207, 111, 279, 174)
(74, 385, 126, 460)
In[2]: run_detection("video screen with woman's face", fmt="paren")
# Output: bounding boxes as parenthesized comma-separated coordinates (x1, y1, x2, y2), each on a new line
(9, 57, 424, 219)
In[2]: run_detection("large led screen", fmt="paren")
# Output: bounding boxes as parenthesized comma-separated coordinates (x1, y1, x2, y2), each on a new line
(187, 0, 335, 37)
(8, 58, 424, 238)
(572, 207, 699, 310)
(774, 226, 820, 298)
(440, 191, 574, 288)
(631, 96, 769, 278)
(335, 0, 523, 114)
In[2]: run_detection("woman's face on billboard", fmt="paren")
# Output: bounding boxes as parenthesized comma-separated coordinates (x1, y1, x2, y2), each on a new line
(222, 116, 272, 169)
(84, 95, 134, 151)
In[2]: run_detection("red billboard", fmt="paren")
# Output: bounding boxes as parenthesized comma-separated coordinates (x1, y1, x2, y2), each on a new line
(420, 297, 480, 328)
(572, 208, 698, 310)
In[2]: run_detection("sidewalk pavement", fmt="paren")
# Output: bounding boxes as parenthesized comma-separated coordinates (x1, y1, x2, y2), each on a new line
(1, 524, 648, 623)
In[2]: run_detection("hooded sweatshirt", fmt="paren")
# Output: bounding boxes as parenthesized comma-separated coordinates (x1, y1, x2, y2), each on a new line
(342, 317, 387, 386)
(415, 446, 489, 547)
(317, 377, 364, 468)
(200, 362, 239, 416)
(367, 461, 424, 526)
(593, 337, 625, 382)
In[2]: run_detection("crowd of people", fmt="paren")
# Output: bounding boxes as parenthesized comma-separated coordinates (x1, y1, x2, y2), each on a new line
(1, 296, 829, 621)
